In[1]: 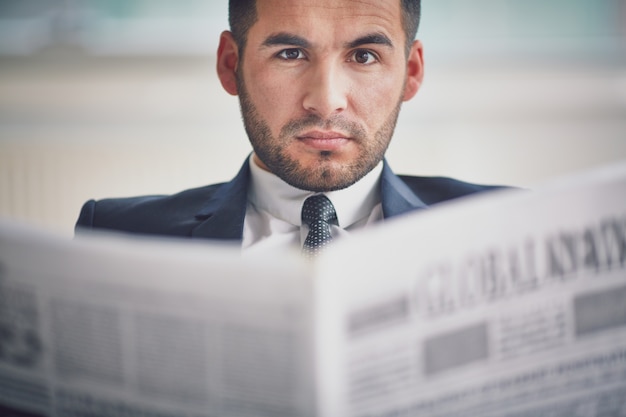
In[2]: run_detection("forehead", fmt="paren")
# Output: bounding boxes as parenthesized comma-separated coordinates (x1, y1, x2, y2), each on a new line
(251, 0, 404, 43)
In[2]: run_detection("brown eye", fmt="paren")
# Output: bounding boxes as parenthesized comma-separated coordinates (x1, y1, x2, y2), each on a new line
(279, 48, 304, 60)
(353, 49, 376, 64)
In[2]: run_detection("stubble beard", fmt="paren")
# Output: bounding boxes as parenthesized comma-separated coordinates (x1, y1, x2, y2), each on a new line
(236, 73, 403, 192)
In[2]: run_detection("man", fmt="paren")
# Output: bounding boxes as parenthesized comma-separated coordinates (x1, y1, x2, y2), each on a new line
(76, 0, 504, 255)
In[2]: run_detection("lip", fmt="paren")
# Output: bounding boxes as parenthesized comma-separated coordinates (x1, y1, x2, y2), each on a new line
(298, 130, 349, 140)
(297, 130, 351, 151)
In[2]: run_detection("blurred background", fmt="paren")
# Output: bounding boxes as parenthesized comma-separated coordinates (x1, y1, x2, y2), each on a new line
(0, 0, 625, 236)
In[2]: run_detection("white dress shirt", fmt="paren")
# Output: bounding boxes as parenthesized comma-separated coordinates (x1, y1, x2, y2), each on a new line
(242, 155, 384, 255)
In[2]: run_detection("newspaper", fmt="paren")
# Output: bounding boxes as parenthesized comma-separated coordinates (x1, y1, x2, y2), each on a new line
(1, 162, 625, 417)
(0, 229, 316, 416)
(316, 162, 626, 417)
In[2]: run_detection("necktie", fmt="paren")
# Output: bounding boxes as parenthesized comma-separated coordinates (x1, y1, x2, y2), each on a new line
(301, 194, 338, 258)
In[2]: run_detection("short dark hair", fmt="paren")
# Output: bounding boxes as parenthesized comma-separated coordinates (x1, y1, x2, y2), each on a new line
(401, 0, 421, 50)
(229, 0, 421, 54)
(228, 0, 257, 52)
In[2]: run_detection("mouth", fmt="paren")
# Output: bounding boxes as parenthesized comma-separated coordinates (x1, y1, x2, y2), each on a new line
(297, 130, 351, 151)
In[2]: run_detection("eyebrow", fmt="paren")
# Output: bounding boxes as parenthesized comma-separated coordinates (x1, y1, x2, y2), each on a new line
(262, 33, 311, 48)
(346, 33, 394, 49)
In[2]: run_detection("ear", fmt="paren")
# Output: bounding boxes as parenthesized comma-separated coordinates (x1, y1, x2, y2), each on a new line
(402, 40, 424, 101)
(217, 31, 240, 96)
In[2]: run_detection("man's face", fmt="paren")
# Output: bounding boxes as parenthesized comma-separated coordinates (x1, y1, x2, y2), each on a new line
(219, 0, 423, 192)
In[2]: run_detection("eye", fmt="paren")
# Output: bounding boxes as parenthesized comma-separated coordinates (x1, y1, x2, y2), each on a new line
(277, 48, 305, 60)
(351, 49, 378, 65)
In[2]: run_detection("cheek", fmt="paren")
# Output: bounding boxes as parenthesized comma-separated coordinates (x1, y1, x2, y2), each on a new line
(350, 72, 403, 123)
(244, 60, 293, 104)
(245, 67, 299, 126)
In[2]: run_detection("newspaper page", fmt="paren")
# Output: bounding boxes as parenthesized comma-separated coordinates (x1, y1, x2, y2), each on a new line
(316, 162, 626, 417)
(0, 226, 316, 417)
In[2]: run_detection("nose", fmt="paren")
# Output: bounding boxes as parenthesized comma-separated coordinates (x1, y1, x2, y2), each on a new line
(302, 61, 348, 118)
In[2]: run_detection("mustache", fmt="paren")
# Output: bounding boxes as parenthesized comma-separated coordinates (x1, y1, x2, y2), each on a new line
(280, 114, 367, 140)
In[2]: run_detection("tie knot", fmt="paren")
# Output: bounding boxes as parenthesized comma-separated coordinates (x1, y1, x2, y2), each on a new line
(301, 195, 337, 226)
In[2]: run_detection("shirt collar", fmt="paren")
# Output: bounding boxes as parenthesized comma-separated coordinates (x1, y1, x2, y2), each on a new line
(248, 154, 383, 228)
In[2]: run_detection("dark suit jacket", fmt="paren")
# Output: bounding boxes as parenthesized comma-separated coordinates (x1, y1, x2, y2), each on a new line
(76, 159, 505, 242)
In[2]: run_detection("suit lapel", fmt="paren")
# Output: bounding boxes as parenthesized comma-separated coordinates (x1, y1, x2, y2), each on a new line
(188, 159, 426, 240)
(191, 160, 251, 240)
(381, 161, 428, 218)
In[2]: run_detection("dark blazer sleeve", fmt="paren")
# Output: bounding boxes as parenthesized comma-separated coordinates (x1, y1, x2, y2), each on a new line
(398, 175, 510, 206)
(76, 199, 97, 230)
(73, 160, 252, 239)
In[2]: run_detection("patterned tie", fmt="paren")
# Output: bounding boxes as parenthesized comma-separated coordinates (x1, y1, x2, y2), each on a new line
(301, 194, 338, 258)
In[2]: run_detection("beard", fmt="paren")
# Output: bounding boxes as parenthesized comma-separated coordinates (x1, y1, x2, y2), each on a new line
(236, 73, 403, 192)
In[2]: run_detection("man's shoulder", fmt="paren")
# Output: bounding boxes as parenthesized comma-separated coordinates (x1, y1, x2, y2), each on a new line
(76, 159, 252, 237)
(397, 174, 508, 205)
(76, 182, 227, 235)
